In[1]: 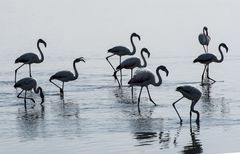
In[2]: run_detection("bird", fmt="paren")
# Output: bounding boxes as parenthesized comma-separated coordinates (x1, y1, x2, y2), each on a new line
(14, 77, 44, 109)
(128, 65, 169, 110)
(193, 43, 228, 85)
(113, 48, 150, 87)
(14, 39, 47, 84)
(198, 26, 211, 53)
(106, 33, 141, 86)
(198, 26, 211, 78)
(49, 57, 85, 97)
(172, 85, 201, 124)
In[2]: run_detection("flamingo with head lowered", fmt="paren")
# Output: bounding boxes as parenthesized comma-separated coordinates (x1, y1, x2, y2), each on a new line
(113, 48, 150, 87)
(193, 43, 228, 85)
(128, 65, 169, 111)
(14, 77, 44, 109)
(49, 57, 85, 97)
(14, 39, 47, 84)
(106, 33, 141, 86)
(172, 85, 201, 124)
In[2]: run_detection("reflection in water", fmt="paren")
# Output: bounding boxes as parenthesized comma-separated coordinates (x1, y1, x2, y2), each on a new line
(113, 86, 137, 104)
(17, 105, 45, 140)
(134, 131, 171, 149)
(201, 84, 211, 103)
(181, 124, 203, 154)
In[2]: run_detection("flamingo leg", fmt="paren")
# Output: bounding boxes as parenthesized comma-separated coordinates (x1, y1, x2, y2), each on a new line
(119, 56, 122, 86)
(17, 90, 35, 104)
(172, 96, 184, 123)
(146, 86, 156, 106)
(137, 87, 143, 108)
(14, 64, 25, 83)
(131, 69, 133, 79)
(206, 65, 216, 84)
(202, 45, 207, 53)
(29, 64, 32, 77)
(61, 82, 64, 96)
(201, 65, 207, 85)
(113, 70, 121, 87)
(131, 69, 133, 103)
(49, 79, 63, 95)
(190, 101, 200, 124)
(106, 54, 116, 72)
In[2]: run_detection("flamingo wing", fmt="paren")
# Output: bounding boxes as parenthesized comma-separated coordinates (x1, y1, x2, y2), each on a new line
(117, 57, 139, 70)
(108, 46, 131, 56)
(50, 71, 74, 81)
(193, 53, 215, 63)
(128, 69, 152, 84)
(15, 53, 39, 63)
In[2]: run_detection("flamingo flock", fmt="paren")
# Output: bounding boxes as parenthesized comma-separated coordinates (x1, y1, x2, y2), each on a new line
(13, 27, 228, 124)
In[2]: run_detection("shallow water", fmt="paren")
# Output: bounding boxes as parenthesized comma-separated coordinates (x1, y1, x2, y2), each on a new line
(1, 0, 240, 153)
(1, 55, 240, 154)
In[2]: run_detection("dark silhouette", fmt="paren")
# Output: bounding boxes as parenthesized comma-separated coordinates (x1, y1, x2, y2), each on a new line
(14, 39, 47, 84)
(106, 33, 141, 86)
(49, 57, 85, 97)
(113, 48, 150, 103)
(193, 43, 228, 85)
(128, 65, 169, 112)
(198, 26, 211, 53)
(14, 77, 44, 109)
(172, 86, 201, 124)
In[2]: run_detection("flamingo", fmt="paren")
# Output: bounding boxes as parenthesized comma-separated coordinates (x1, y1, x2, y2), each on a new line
(14, 77, 44, 109)
(113, 48, 150, 87)
(193, 43, 228, 85)
(49, 57, 85, 97)
(106, 32, 141, 85)
(198, 26, 211, 77)
(14, 39, 47, 83)
(172, 85, 201, 124)
(198, 26, 211, 53)
(128, 65, 169, 110)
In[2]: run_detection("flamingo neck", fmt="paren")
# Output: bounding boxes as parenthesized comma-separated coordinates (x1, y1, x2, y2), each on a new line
(73, 61, 79, 79)
(140, 50, 147, 68)
(37, 41, 44, 63)
(152, 67, 162, 86)
(34, 86, 44, 99)
(130, 35, 136, 55)
(216, 45, 224, 63)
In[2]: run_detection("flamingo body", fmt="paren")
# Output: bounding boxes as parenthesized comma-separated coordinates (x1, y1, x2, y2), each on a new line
(15, 52, 41, 64)
(108, 46, 131, 56)
(14, 77, 44, 108)
(50, 71, 75, 82)
(49, 57, 85, 96)
(114, 48, 150, 86)
(173, 86, 201, 124)
(128, 65, 169, 109)
(106, 33, 141, 85)
(198, 26, 211, 53)
(193, 43, 228, 84)
(14, 39, 47, 83)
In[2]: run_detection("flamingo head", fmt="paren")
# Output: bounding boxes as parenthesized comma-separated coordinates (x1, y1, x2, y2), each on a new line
(131, 32, 141, 41)
(219, 43, 228, 53)
(176, 86, 183, 92)
(141, 48, 150, 58)
(38, 39, 47, 47)
(158, 65, 169, 76)
(203, 26, 208, 35)
(75, 57, 86, 63)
